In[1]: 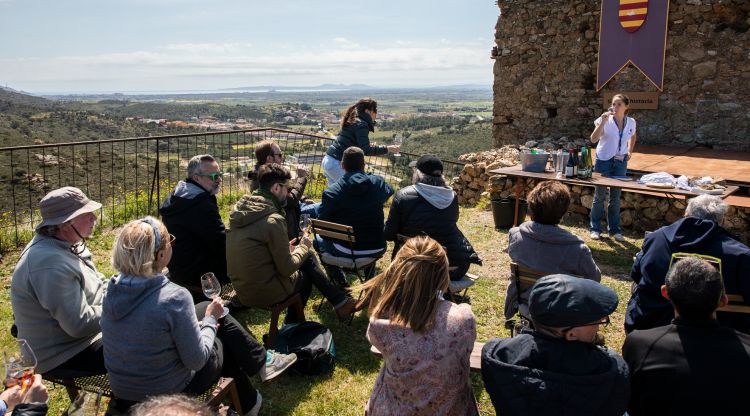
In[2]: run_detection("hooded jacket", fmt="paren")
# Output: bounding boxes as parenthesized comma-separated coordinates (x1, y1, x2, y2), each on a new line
(318, 171, 394, 251)
(481, 332, 630, 416)
(383, 184, 480, 267)
(325, 111, 387, 161)
(625, 216, 750, 333)
(159, 179, 227, 292)
(100, 274, 217, 402)
(505, 221, 601, 319)
(226, 193, 310, 307)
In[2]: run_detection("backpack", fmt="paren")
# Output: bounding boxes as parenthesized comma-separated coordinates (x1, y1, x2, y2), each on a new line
(274, 321, 335, 375)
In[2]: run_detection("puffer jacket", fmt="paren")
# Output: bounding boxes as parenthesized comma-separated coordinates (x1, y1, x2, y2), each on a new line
(325, 111, 387, 161)
(226, 192, 310, 307)
(481, 331, 630, 416)
(383, 184, 480, 267)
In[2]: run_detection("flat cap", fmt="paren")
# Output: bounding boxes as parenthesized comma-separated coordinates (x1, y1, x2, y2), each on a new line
(529, 274, 618, 327)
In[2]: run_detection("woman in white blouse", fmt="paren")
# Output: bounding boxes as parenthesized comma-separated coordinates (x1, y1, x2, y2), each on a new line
(589, 94, 637, 242)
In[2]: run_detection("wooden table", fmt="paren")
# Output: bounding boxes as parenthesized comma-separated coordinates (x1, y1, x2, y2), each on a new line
(488, 165, 739, 227)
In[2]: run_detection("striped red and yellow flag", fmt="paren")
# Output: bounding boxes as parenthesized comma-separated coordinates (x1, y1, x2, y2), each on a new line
(619, 0, 648, 33)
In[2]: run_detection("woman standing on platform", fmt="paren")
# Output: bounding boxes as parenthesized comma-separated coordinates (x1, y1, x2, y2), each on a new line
(589, 94, 637, 241)
(321, 98, 400, 185)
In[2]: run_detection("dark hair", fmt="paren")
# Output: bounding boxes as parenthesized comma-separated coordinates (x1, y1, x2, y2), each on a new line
(254, 139, 278, 165)
(412, 170, 447, 187)
(130, 394, 213, 416)
(340, 97, 377, 130)
(342, 146, 365, 172)
(527, 181, 570, 225)
(665, 257, 724, 320)
(258, 163, 291, 192)
(612, 94, 630, 115)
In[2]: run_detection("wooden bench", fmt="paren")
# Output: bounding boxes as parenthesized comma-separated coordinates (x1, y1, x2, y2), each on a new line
(370, 341, 484, 373)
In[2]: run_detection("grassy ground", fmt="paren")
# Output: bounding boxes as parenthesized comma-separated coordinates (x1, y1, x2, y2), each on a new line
(0, 206, 641, 415)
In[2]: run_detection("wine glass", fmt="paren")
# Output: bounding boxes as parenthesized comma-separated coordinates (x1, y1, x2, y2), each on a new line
(299, 214, 312, 237)
(393, 136, 403, 157)
(3, 339, 36, 393)
(201, 272, 229, 318)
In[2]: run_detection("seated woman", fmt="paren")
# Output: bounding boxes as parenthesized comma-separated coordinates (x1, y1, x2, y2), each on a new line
(357, 236, 477, 416)
(504, 181, 602, 322)
(101, 217, 297, 415)
(383, 155, 481, 281)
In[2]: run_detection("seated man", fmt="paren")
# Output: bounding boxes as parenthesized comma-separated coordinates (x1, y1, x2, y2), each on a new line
(626, 194, 750, 333)
(11, 187, 107, 379)
(226, 164, 355, 320)
(623, 257, 750, 415)
(160, 154, 228, 300)
(248, 139, 314, 239)
(383, 155, 481, 281)
(504, 181, 601, 321)
(316, 146, 394, 286)
(482, 275, 629, 416)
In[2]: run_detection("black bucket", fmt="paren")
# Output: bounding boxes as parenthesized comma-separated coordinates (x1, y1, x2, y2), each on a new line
(491, 197, 528, 229)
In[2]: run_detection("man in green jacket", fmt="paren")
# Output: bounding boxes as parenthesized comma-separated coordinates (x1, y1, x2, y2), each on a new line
(226, 164, 355, 321)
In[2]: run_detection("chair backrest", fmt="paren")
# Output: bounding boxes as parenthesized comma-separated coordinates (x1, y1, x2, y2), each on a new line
(311, 219, 355, 243)
(719, 294, 750, 314)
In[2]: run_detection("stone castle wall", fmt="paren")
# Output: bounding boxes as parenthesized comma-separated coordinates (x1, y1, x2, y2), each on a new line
(492, 0, 750, 151)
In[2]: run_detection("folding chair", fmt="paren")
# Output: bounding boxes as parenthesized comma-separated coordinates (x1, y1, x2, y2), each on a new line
(311, 219, 382, 323)
(504, 262, 548, 337)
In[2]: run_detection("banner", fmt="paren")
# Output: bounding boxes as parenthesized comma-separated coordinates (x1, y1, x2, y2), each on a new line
(596, 0, 669, 91)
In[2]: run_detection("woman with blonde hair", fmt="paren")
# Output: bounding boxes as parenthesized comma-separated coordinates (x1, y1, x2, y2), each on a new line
(101, 216, 296, 416)
(358, 235, 477, 416)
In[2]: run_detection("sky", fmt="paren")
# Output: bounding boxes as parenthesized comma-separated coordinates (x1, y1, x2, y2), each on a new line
(0, 0, 500, 94)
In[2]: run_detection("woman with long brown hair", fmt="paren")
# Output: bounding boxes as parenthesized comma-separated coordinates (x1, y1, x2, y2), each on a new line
(358, 236, 477, 416)
(321, 98, 400, 184)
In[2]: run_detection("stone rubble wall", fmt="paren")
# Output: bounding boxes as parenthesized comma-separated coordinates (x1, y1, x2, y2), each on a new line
(492, 0, 750, 151)
(452, 145, 750, 245)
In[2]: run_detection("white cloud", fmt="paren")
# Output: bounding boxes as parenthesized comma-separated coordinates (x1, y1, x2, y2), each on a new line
(332, 37, 360, 49)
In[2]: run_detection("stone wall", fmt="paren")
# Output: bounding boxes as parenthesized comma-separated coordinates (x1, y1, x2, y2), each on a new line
(451, 145, 750, 245)
(492, 0, 750, 151)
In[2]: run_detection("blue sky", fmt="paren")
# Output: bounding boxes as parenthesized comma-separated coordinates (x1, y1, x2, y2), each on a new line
(0, 0, 499, 93)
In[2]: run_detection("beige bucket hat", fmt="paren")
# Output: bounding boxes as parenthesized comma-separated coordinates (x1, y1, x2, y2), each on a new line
(35, 186, 102, 231)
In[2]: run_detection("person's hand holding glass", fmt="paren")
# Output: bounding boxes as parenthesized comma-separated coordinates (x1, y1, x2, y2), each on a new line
(201, 272, 229, 318)
(3, 339, 36, 394)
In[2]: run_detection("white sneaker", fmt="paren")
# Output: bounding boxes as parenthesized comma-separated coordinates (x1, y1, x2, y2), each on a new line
(590, 231, 601, 240)
(259, 352, 297, 383)
(614, 233, 625, 242)
(245, 391, 262, 416)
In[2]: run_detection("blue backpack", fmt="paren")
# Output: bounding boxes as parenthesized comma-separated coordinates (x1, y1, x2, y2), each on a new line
(274, 321, 336, 375)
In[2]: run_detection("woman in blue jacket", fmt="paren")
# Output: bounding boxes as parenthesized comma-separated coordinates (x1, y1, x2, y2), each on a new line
(321, 98, 399, 184)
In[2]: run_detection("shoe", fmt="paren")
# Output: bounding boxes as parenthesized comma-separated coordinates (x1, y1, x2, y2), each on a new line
(259, 352, 297, 382)
(335, 297, 357, 321)
(245, 391, 262, 416)
(590, 231, 601, 240)
(614, 233, 625, 242)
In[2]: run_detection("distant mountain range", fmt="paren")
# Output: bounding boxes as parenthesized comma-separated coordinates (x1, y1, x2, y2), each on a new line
(220, 83, 490, 92)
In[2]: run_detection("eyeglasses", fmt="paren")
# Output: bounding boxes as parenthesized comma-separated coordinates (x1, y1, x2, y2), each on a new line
(272, 153, 283, 158)
(195, 171, 224, 181)
(669, 252, 722, 275)
(561, 316, 610, 333)
(168, 233, 176, 246)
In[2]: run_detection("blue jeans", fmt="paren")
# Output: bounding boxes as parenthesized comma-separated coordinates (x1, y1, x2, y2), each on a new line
(321, 154, 345, 185)
(590, 157, 628, 234)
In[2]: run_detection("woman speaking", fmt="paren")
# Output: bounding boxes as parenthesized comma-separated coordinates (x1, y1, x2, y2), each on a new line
(589, 94, 637, 242)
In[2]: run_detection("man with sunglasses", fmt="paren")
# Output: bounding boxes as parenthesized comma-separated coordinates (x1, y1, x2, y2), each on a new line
(160, 154, 229, 301)
(623, 257, 750, 415)
(481, 274, 629, 416)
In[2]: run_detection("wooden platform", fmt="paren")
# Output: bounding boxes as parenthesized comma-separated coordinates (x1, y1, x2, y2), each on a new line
(629, 145, 750, 186)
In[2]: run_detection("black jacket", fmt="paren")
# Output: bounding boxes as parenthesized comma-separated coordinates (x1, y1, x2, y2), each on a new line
(481, 332, 629, 416)
(11, 404, 48, 416)
(625, 216, 750, 333)
(325, 111, 387, 160)
(623, 318, 750, 415)
(318, 170, 393, 251)
(383, 185, 480, 267)
(159, 179, 228, 293)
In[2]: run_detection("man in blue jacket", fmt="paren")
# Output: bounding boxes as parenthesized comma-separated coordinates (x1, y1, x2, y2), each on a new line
(625, 194, 750, 333)
(316, 146, 394, 286)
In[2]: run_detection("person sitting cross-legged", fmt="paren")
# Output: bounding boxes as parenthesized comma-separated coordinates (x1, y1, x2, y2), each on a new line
(383, 155, 481, 282)
(504, 180, 601, 322)
(101, 217, 297, 416)
(482, 274, 629, 416)
(226, 164, 356, 321)
(623, 256, 750, 415)
(316, 146, 394, 287)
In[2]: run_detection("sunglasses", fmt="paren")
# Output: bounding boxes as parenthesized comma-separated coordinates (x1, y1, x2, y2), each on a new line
(196, 171, 224, 181)
(168, 233, 176, 245)
(668, 252, 722, 275)
(272, 153, 283, 158)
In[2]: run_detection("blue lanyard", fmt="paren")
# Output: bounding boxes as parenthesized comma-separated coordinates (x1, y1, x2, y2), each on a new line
(616, 117, 627, 153)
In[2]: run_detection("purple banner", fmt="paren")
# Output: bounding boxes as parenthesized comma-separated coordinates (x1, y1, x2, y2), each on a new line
(596, 0, 670, 91)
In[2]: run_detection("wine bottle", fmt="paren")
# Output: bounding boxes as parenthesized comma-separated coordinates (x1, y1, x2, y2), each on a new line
(572, 149, 579, 177)
(565, 149, 575, 178)
(578, 147, 589, 178)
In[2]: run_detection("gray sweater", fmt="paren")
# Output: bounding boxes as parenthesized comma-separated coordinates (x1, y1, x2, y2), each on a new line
(504, 221, 601, 319)
(101, 273, 217, 402)
(11, 235, 106, 374)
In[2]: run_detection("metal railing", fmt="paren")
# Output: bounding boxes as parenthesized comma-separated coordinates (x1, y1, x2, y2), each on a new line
(0, 128, 464, 251)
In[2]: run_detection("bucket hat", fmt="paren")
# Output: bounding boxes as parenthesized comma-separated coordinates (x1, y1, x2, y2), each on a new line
(35, 187, 102, 231)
